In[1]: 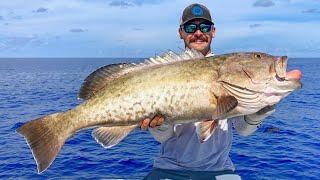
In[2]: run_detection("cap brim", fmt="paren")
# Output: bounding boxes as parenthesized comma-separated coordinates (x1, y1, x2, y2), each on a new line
(180, 17, 213, 25)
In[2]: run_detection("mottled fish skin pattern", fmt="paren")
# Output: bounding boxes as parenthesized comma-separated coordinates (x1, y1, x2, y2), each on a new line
(68, 59, 222, 131)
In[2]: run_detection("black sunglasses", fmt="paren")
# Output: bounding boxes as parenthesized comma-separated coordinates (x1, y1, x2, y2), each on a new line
(181, 22, 214, 33)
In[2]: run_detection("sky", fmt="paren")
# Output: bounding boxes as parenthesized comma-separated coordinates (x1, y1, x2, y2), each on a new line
(0, 0, 319, 58)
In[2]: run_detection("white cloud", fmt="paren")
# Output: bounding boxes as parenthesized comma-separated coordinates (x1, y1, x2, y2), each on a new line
(249, 23, 262, 28)
(70, 28, 87, 33)
(0, 34, 46, 52)
(253, 0, 275, 7)
(33, 7, 49, 13)
(302, 8, 320, 14)
(109, 1, 135, 8)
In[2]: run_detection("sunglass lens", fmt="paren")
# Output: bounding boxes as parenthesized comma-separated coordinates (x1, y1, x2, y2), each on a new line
(199, 24, 211, 33)
(184, 24, 197, 33)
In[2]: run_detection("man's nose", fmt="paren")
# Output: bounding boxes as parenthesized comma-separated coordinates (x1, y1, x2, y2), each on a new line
(193, 29, 203, 36)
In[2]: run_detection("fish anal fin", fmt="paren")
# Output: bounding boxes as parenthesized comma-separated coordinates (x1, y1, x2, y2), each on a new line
(92, 124, 138, 149)
(213, 95, 238, 119)
(195, 120, 218, 142)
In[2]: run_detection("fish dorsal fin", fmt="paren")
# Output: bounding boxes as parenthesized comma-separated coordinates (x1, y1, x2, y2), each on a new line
(79, 63, 137, 100)
(131, 48, 204, 70)
(79, 49, 204, 100)
(143, 48, 204, 65)
(92, 124, 138, 149)
(212, 96, 238, 119)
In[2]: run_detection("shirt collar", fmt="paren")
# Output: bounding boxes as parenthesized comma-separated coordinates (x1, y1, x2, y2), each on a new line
(205, 52, 214, 57)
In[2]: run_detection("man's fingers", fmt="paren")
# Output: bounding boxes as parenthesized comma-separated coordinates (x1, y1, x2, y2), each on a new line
(150, 116, 160, 128)
(141, 115, 165, 130)
(141, 118, 150, 130)
(157, 117, 164, 126)
(257, 105, 276, 115)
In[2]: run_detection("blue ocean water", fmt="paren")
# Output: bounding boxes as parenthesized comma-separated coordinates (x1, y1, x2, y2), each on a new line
(0, 57, 319, 179)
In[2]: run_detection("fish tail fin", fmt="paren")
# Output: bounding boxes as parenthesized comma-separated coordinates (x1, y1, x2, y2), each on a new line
(16, 112, 69, 174)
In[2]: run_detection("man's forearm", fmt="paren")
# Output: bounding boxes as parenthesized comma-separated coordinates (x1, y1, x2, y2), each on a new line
(234, 106, 275, 136)
(233, 115, 262, 136)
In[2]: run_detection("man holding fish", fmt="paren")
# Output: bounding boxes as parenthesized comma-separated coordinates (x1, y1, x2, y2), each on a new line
(17, 3, 302, 178)
(143, 3, 302, 179)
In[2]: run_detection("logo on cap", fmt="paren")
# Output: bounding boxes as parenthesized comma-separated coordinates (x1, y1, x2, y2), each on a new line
(191, 5, 204, 16)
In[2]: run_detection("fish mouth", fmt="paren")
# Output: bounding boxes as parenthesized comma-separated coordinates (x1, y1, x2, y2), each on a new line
(275, 56, 288, 80)
(274, 56, 302, 91)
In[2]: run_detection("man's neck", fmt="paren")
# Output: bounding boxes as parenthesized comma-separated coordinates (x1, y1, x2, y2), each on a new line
(199, 48, 211, 56)
(203, 50, 212, 56)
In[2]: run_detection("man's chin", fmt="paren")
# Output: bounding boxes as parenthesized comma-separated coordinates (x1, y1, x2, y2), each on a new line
(189, 43, 208, 52)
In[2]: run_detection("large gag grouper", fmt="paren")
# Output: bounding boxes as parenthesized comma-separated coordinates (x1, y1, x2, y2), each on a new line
(17, 49, 302, 173)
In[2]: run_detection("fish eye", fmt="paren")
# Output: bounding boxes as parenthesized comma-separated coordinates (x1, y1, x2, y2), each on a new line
(254, 54, 261, 59)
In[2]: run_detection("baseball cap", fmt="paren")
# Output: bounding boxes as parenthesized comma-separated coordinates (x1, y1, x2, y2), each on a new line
(180, 3, 213, 25)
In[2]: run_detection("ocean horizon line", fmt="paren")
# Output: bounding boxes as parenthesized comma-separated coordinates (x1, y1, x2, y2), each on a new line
(0, 57, 319, 60)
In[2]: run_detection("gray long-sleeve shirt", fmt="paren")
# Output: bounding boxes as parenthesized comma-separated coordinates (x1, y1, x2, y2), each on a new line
(150, 116, 259, 171)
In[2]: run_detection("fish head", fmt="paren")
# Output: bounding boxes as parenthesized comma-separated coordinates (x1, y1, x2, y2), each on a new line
(217, 52, 302, 113)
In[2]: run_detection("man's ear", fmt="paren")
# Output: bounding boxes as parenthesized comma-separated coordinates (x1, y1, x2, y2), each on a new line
(211, 27, 216, 39)
(178, 28, 183, 39)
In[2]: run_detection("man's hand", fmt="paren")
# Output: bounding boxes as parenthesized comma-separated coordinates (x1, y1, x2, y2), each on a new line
(141, 115, 174, 143)
(245, 105, 276, 125)
(256, 105, 276, 116)
(141, 115, 165, 130)
(235, 105, 276, 136)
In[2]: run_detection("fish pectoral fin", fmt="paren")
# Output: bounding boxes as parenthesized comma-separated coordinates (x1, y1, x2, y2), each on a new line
(92, 124, 138, 149)
(213, 95, 238, 119)
(195, 120, 218, 142)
